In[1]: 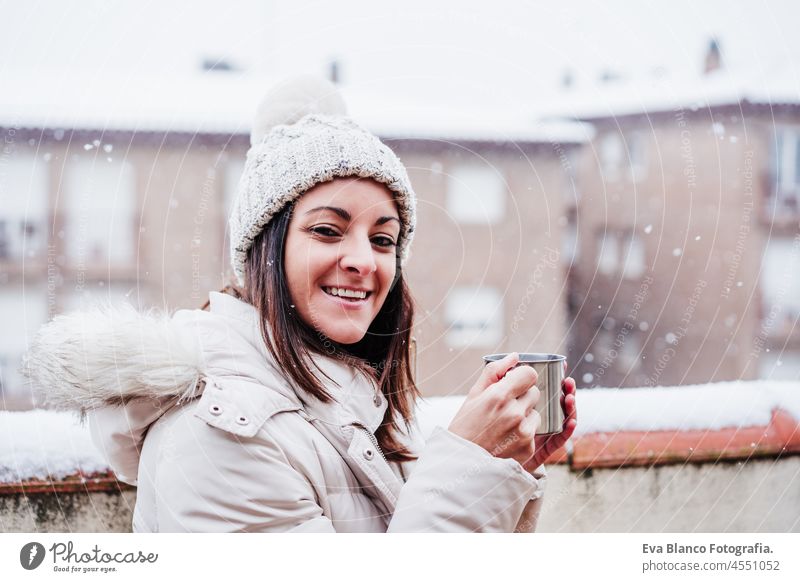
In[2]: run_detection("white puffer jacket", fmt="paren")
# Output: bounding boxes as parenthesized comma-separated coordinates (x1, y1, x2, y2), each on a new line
(26, 291, 546, 532)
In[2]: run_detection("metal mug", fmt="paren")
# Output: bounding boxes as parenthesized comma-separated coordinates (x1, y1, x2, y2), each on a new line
(482, 353, 566, 435)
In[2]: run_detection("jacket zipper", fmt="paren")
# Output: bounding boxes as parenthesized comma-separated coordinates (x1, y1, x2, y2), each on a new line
(356, 424, 409, 484)
(354, 423, 402, 510)
(357, 424, 388, 464)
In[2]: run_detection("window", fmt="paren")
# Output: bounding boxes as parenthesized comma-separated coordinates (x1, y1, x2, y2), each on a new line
(224, 156, 247, 222)
(618, 331, 642, 373)
(0, 150, 48, 261)
(622, 233, 646, 279)
(0, 284, 47, 406)
(561, 145, 581, 207)
(761, 236, 800, 329)
(0, 220, 8, 259)
(446, 164, 506, 224)
(597, 230, 619, 275)
(597, 230, 646, 279)
(758, 349, 800, 381)
(562, 220, 579, 264)
(64, 157, 136, 264)
(626, 131, 648, 182)
(445, 286, 503, 348)
(591, 326, 642, 384)
(600, 131, 647, 183)
(773, 129, 800, 213)
(600, 133, 623, 181)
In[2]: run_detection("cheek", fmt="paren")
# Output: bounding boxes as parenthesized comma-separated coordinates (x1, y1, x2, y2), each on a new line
(282, 237, 314, 302)
(377, 257, 398, 297)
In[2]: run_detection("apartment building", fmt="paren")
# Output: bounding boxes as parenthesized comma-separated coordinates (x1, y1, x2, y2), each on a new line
(0, 73, 587, 407)
(557, 64, 800, 388)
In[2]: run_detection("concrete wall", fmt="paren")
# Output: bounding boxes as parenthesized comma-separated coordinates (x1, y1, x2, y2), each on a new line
(538, 457, 800, 533)
(0, 490, 137, 533)
(3, 457, 797, 533)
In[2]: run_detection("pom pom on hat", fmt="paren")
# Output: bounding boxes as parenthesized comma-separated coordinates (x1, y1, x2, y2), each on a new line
(229, 76, 417, 285)
(250, 76, 347, 146)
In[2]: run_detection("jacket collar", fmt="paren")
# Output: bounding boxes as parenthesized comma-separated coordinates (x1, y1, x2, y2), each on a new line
(208, 292, 401, 516)
(207, 292, 387, 434)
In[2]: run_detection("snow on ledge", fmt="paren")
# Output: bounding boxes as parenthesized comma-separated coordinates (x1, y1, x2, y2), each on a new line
(1, 380, 798, 483)
(415, 379, 800, 440)
(0, 410, 108, 483)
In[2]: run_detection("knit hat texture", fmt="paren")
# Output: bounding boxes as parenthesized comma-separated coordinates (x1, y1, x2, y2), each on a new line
(229, 77, 416, 285)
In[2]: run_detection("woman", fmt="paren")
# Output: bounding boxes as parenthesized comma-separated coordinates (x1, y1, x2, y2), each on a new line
(25, 77, 577, 532)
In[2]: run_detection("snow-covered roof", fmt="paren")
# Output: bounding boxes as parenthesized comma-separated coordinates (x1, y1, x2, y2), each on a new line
(0, 71, 592, 144)
(540, 63, 800, 121)
(2, 380, 798, 482)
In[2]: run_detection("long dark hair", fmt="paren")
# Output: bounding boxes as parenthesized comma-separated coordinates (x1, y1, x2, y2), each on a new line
(206, 202, 419, 463)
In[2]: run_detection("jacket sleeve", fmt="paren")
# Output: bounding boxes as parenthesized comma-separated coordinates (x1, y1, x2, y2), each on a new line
(147, 404, 544, 533)
(513, 496, 545, 533)
(87, 397, 179, 486)
(386, 427, 547, 532)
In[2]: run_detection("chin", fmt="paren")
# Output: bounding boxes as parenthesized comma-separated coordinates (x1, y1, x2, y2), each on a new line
(322, 325, 368, 346)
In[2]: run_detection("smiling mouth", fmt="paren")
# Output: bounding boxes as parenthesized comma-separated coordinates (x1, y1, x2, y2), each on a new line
(321, 286, 372, 301)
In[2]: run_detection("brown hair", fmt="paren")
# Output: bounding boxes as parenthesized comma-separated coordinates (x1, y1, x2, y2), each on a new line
(204, 202, 419, 463)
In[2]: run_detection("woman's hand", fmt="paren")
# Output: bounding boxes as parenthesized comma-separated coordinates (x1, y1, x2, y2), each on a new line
(522, 376, 577, 471)
(448, 353, 542, 468)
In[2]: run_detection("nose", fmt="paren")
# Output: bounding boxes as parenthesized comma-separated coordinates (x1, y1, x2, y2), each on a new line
(338, 233, 377, 276)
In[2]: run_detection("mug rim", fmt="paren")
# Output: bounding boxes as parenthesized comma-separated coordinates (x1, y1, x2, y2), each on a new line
(482, 352, 566, 363)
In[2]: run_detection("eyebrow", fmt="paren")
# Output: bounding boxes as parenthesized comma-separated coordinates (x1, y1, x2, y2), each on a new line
(304, 206, 401, 227)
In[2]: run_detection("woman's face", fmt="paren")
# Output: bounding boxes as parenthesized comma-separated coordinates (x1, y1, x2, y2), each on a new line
(284, 177, 401, 345)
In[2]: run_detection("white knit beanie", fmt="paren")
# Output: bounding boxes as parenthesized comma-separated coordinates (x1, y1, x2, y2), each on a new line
(229, 77, 417, 285)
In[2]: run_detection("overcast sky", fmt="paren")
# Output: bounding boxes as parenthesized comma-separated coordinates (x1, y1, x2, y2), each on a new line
(2, 0, 799, 108)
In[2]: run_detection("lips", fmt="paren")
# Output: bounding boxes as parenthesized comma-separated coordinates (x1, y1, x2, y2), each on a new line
(321, 286, 372, 301)
(319, 287, 373, 311)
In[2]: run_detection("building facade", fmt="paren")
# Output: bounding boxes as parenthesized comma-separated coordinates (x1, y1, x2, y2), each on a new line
(564, 94, 800, 388)
(0, 80, 584, 407)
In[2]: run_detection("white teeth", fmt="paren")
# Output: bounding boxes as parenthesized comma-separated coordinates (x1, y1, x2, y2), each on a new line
(323, 287, 367, 299)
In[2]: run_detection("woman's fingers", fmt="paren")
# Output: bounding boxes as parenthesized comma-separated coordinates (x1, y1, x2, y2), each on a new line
(520, 413, 540, 438)
(490, 365, 538, 400)
(561, 377, 577, 421)
(516, 383, 540, 415)
(566, 394, 577, 429)
(526, 384, 577, 470)
(458, 363, 575, 469)
(555, 392, 577, 443)
(565, 393, 576, 414)
(473, 352, 519, 393)
(564, 380, 577, 416)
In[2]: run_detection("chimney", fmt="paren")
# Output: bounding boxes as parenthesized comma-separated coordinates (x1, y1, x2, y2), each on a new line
(703, 38, 722, 75)
(561, 69, 574, 90)
(328, 59, 340, 85)
(598, 69, 621, 84)
(201, 57, 237, 73)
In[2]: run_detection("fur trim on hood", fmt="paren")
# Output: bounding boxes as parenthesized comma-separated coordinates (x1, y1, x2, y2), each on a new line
(22, 302, 204, 414)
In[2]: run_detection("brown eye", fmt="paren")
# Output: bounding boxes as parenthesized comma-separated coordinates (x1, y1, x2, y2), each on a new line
(371, 236, 396, 248)
(310, 226, 340, 237)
